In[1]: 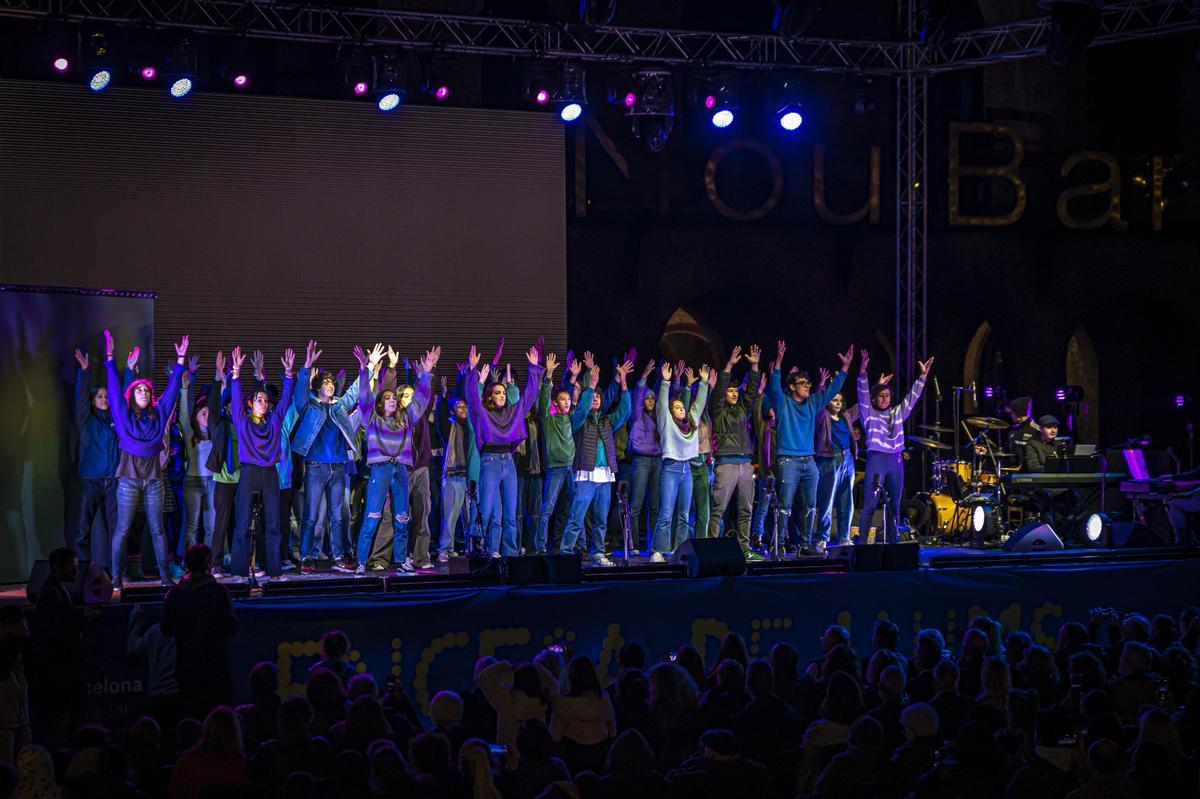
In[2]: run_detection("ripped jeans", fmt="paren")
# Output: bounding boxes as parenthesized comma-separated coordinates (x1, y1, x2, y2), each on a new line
(355, 460, 411, 565)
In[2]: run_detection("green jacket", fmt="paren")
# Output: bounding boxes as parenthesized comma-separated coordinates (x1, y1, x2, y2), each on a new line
(538, 379, 577, 469)
(710, 369, 760, 463)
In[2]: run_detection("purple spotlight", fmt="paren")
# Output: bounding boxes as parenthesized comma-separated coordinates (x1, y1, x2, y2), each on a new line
(140, 66, 157, 81)
(52, 57, 70, 73)
(353, 81, 369, 96)
(435, 85, 450, 101)
(704, 94, 716, 109)
(983, 386, 994, 399)
(1176, 395, 1187, 409)
(535, 89, 550, 105)
(1055, 388, 1067, 402)
(233, 74, 249, 88)
(623, 91, 636, 107)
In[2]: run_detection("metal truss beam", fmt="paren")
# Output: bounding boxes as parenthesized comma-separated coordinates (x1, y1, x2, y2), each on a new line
(0, 0, 907, 74)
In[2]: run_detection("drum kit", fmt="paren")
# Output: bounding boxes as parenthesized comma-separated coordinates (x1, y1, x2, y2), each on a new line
(905, 415, 1019, 540)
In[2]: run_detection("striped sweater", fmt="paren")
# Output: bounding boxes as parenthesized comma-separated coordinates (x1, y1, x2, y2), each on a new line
(855, 372, 925, 455)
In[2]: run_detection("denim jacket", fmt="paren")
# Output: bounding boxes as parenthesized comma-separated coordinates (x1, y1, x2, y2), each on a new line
(291, 366, 363, 460)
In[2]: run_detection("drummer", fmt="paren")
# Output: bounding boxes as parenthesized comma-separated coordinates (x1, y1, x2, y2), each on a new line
(1004, 396, 1039, 456)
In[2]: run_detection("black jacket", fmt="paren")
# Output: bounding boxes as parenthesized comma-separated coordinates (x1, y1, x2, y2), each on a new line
(710, 370, 760, 462)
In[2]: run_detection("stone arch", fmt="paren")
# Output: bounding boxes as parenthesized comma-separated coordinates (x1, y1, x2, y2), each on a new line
(1066, 326, 1100, 443)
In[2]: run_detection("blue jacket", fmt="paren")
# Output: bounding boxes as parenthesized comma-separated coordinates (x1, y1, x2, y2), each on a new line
(291, 366, 363, 460)
(75, 366, 126, 479)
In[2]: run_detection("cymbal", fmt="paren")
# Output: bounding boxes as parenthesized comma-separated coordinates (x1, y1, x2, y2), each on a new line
(918, 424, 955, 434)
(908, 435, 951, 451)
(965, 416, 1011, 430)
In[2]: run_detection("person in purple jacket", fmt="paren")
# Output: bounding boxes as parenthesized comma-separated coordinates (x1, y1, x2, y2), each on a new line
(627, 358, 662, 553)
(228, 346, 296, 580)
(465, 344, 545, 557)
(104, 329, 189, 589)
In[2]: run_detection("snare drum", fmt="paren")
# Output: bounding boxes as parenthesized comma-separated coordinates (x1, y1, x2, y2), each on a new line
(977, 471, 1000, 485)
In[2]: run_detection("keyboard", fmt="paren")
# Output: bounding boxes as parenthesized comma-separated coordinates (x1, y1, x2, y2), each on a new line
(1008, 472, 1127, 487)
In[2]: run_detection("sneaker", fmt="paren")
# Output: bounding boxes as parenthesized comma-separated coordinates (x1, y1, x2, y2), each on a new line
(814, 540, 827, 555)
(300, 560, 316, 574)
(650, 552, 666, 564)
(801, 547, 821, 557)
(368, 560, 389, 572)
(414, 561, 436, 571)
(281, 561, 297, 572)
(331, 561, 354, 574)
(397, 559, 416, 573)
(535, 549, 547, 556)
(112, 577, 123, 593)
(210, 567, 224, 578)
(744, 550, 765, 562)
(591, 554, 615, 567)
(160, 575, 176, 588)
(489, 552, 502, 559)
(437, 552, 450, 564)
(227, 575, 247, 584)
(354, 564, 367, 576)
(253, 568, 266, 578)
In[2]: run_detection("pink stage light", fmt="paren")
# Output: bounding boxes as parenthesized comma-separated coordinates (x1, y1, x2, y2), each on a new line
(353, 81, 369, 95)
(435, 85, 450, 100)
(140, 66, 157, 80)
(535, 89, 550, 105)
(623, 92, 636, 107)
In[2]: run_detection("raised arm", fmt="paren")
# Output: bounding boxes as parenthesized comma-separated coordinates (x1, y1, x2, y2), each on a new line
(229, 347, 248, 429)
(656, 363, 673, 431)
(689, 368, 712, 425)
(812, 346, 853, 409)
(74, 356, 92, 429)
(856, 371, 873, 421)
(517, 347, 545, 418)
(572, 387, 595, 432)
(355, 367, 373, 426)
(895, 357, 933, 422)
(155, 336, 190, 419)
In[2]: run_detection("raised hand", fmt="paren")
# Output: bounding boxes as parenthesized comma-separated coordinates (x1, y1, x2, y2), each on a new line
(490, 337, 505, 368)
(386, 345, 399, 369)
(568, 357, 583, 380)
(74, 349, 89, 369)
(231, 346, 246, 377)
(304, 340, 322, 369)
(705, 365, 717, 387)
(918, 356, 935, 379)
(174, 335, 190, 359)
(615, 360, 631, 389)
(353, 345, 368, 370)
(776, 340, 787, 366)
(468, 345, 481, 370)
(545, 352, 559, 375)
(505, 364, 513, 384)
(422, 345, 443, 372)
(588, 365, 600, 389)
(675, 360, 686, 380)
(618, 359, 634, 378)
(661, 362, 673, 381)
(583, 351, 596, 370)
(759, 372, 768, 395)
(641, 359, 657, 379)
(526, 346, 539, 365)
(188, 354, 201, 375)
(440, 375, 449, 395)
(479, 363, 491, 384)
(367, 342, 385, 370)
(103, 329, 114, 360)
(281, 348, 296, 377)
(818, 367, 832, 389)
(685, 367, 697, 386)
(699, 364, 712, 382)
(215, 351, 226, 380)
(878, 373, 894, 386)
(725, 345, 742, 371)
(127, 345, 141, 372)
(837, 345, 854, 372)
(859, 349, 871, 375)
(747, 345, 762, 366)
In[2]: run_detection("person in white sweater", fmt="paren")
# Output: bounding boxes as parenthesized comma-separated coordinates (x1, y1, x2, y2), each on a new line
(650, 363, 711, 562)
(550, 655, 617, 775)
(478, 660, 558, 770)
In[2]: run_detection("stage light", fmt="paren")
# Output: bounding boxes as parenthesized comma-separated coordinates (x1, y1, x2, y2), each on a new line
(373, 53, 407, 113)
(46, 26, 77, 76)
(560, 102, 583, 122)
(220, 38, 255, 89)
(419, 53, 454, 102)
(89, 70, 112, 92)
(1084, 513, 1111, 547)
(140, 66, 157, 80)
(623, 92, 636, 107)
(1055, 385, 1085, 402)
(711, 108, 734, 128)
(778, 105, 804, 131)
(233, 74, 249, 88)
(1175, 394, 1189, 409)
(556, 63, 586, 122)
(377, 92, 401, 112)
(983, 385, 995, 399)
(53, 56, 70, 72)
(627, 70, 675, 153)
(697, 77, 737, 130)
(972, 505, 986, 533)
(535, 89, 550, 104)
(1038, 0, 1104, 66)
(343, 48, 373, 98)
(164, 35, 198, 99)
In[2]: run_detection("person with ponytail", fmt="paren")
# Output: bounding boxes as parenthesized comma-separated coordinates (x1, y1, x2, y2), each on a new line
(649, 362, 711, 563)
(105, 329, 189, 589)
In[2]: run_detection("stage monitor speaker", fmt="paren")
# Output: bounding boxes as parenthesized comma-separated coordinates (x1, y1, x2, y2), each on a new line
(1111, 522, 1166, 548)
(671, 538, 748, 578)
(826, 543, 919, 572)
(502, 555, 582, 586)
(26, 560, 112, 605)
(1003, 523, 1065, 553)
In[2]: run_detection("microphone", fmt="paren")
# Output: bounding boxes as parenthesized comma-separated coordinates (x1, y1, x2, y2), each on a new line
(932, 375, 941, 399)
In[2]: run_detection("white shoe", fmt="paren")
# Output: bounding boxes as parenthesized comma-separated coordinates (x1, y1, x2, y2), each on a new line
(489, 551, 502, 559)
(592, 554, 615, 567)
(650, 552, 666, 564)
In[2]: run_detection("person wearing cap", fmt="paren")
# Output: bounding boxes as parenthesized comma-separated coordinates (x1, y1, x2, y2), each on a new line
(1005, 396, 1040, 454)
(1022, 415, 1065, 473)
(664, 728, 771, 797)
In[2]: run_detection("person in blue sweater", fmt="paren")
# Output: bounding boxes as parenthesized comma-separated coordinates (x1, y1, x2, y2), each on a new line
(71, 346, 137, 570)
(763, 340, 854, 557)
(229, 346, 296, 580)
(104, 329, 190, 590)
(292, 340, 364, 573)
(558, 362, 632, 566)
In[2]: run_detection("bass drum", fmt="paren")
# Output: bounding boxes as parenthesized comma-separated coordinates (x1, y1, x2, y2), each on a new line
(929, 491, 974, 536)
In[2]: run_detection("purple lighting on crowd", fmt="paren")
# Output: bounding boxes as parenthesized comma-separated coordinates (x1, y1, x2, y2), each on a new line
(140, 66, 157, 80)
(233, 74, 249, 88)
(353, 81, 369, 95)
(52, 57, 70, 72)
(435, 85, 450, 101)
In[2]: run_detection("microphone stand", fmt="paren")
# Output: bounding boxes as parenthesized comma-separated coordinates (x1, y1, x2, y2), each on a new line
(617, 481, 633, 567)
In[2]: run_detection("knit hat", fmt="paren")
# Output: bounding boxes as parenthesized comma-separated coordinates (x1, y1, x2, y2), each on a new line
(123, 378, 155, 407)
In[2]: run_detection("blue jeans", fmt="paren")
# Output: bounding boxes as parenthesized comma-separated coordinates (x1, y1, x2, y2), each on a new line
(652, 459, 692, 555)
(536, 467, 573, 553)
(181, 475, 215, 559)
(560, 480, 611, 556)
(859, 451, 904, 544)
(776, 455, 820, 548)
(76, 477, 117, 569)
(439, 475, 466, 553)
(112, 477, 169, 579)
(816, 452, 855, 544)
(629, 454, 661, 548)
(301, 462, 347, 561)
(752, 474, 772, 540)
(356, 461, 410, 565)
(479, 453, 519, 555)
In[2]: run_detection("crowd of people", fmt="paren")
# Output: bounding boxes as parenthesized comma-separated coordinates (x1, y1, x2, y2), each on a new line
(69, 332, 939, 587)
(2, 572, 1199, 798)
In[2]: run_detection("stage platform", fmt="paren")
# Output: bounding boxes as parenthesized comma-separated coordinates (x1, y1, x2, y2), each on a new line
(7, 543, 1195, 728)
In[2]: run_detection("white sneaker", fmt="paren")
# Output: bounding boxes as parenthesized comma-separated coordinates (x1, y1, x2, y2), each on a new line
(489, 551, 502, 559)
(354, 564, 367, 576)
(650, 552, 666, 564)
(396, 559, 415, 573)
(592, 554, 615, 567)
